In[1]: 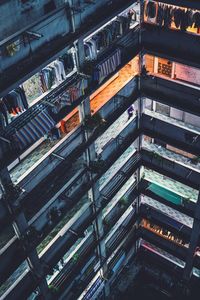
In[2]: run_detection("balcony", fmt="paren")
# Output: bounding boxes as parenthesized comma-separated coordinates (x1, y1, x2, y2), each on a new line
(102, 175, 137, 232)
(143, 142, 200, 173)
(139, 238, 200, 295)
(142, 22, 200, 68)
(0, 135, 139, 298)
(0, 76, 138, 230)
(140, 239, 186, 272)
(142, 169, 198, 216)
(0, 0, 137, 97)
(141, 75, 200, 117)
(140, 196, 192, 239)
(139, 225, 188, 261)
(142, 110, 200, 156)
(141, 143, 200, 190)
(7, 73, 138, 193)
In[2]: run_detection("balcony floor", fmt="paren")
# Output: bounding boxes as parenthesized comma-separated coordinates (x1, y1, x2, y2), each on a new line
(141, 239, 185, 268)
(141, 195, 193, 228)
(143, 142, 200, 172)
(145, 109, 200, 135)
(100, 143, 136, 189)
(95, 110, 136, 154)
(103, 174, 136, 216)
(91, 62, 136, 114)
(10, 138, 60, 184)
(144, 169, 198, 203)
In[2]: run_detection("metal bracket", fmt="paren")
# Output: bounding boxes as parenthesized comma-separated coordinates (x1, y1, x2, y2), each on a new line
(69, 229, 78, 236)
(51, 153, 65, 161)
(0, 136, 11, 144)
(77, 72, 91, 79)
(25, 31, 43, 40)
(43, 100, 56, 107)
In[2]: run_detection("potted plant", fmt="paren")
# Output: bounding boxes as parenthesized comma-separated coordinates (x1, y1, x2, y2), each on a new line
(72, 253, 79, 263)
(89, 159, 105, 173)
(153, 151, 163, 163)
(118, 197, 128, 207)
(183, 197, 190, 206)
(82, 61, 94, 75)
(103, 218, 110, 228)
(49, 285, 59, 294)
(190, 156, 200, 165)
(84, 113, 106, 131)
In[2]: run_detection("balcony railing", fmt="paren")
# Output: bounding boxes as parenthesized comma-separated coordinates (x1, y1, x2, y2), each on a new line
(0, 122, 139, 296)
(141, 111, 200, 156)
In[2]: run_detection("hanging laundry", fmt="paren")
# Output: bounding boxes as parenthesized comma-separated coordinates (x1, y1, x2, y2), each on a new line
(13, 110, 56, 150)
(0, 86, 29, 128)
(145, 1, 157, 19)
(2, 87, 28, 115)
(59, 52, 74, 73)
(23, 53, 73, 105)
(51, 77, 88, 115)
(39, 67, 56, 92)
(149, 1, 200, 32)
(193, 11, 200, 29)
(93, 48, 122, 83)
(84, 40, 98, 60)
(117, 15, 131, 33)
(39, 59, 66, 92)
(128, 9, 137, 22)
(163, 6, 173, 28)
(84, 16, 130, 60)
(54, 60, 66, 82)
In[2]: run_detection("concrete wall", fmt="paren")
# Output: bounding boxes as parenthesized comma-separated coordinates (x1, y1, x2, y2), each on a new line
(0, 0, 66, 41)
(0, 6, 71, 72)
(73, 0, 108, 30)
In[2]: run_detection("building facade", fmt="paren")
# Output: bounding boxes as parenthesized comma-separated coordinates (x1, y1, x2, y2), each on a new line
(0, 0, 200, 299)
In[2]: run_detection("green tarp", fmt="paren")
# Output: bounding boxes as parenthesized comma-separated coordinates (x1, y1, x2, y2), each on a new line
(148, 183, 182, 205)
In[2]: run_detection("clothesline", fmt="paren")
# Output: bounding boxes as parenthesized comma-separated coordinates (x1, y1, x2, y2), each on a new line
(13, 109, 56, 150)
(2, 73, 84, 137)
(3, 75, 88, 152)
(93, 48, 122, 83)
(12, 76, 87, 150)
(0, 87, 28, 128)
(23, 52, 74, 99)
(0, 52, 75, 130)
(83, 2, 137, 43)
(84, 16, 118, 43)
(0, 44, 121, 156)
(145, 0, 200, 31)
(84, 15, 131, 61)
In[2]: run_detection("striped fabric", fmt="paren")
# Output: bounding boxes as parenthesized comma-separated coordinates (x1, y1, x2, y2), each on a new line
(96, 48, 121, 83)
(52, 78, 88, 114)
(14, 110, 55, 150)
